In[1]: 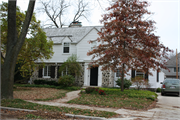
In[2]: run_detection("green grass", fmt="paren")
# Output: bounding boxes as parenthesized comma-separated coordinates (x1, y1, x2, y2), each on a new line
(25, 114, 43, 119)
(14, 84, 81, 91)
(1, 99, 117, 118)
(68, 88, 157, 110)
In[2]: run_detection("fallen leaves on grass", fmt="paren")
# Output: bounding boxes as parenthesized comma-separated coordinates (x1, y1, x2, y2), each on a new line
(13, 87, 68, 100)
(1, 109, 68, 119)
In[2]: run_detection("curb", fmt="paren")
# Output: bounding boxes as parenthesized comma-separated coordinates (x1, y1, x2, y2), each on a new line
(0, 106, 107, 120)
(0, 106, 37, 112)
(65, 113, 107, 120)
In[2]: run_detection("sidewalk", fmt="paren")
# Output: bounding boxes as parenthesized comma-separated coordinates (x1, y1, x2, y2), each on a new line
(25, 90, 156, 119)
(2, 91, 180, 119)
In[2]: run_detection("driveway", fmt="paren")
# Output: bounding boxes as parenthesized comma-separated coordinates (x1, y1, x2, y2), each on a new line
(150, 93, 180, 120)
(109, 93, 180, 120)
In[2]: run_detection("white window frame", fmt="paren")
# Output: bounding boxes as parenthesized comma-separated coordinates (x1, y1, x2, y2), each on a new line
(63, 42, 70, 54)
(61, 66, 69, 76)
(116, 69, 121, 78)
(135, 70, 144, 78)
(43, 66, 51, 78)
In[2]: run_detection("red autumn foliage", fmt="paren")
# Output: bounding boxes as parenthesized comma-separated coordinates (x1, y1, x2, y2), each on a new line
(98, 90, 106, 95)
(87, 0, 172, 91)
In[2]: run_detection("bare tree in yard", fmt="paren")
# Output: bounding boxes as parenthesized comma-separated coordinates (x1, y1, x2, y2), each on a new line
(72, 0, 89, 22)
(87, 0, 172, 91)
(38, 0, 69, 28)
(38, 0, 89, 28)
(1, 0, 36, 99)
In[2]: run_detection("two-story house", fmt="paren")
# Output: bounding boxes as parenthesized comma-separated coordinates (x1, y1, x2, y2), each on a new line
(163, 53, 180, 78)
(31, 22, 164, 88)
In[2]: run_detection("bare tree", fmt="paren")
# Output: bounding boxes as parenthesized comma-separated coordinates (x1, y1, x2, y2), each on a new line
(72, 0, 89, 22)
(38, 0, 69, 28)
(37, 0, 90, 28)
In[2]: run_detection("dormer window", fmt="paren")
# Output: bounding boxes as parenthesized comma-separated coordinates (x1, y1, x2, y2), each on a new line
(63, 42, 70, 53)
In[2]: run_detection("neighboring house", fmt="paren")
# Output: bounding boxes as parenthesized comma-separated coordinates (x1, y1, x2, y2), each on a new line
(31, 21, 164, 88)
(163, 53, 180, 79)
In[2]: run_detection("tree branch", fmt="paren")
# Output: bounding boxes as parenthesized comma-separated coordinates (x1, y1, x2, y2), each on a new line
(16, 0, 36, 54)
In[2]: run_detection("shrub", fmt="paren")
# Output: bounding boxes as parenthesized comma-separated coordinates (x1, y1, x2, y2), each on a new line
(98, 90, 106, 95)
(58, 75, 75, 87)
(46, 81, 59, 86)
(85, 87, 95, 94)
(156, 88, 161, 92)
(116, 78, 132, 89)
(131, 76, 151, 90)
(34, 80, 59, 86)
(34, 80, 46, 85)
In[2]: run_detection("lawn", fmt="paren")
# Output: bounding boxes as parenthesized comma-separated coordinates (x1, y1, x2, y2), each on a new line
(3, 85, 157, 119)
(13, 84, 81, 101)
(13, 87, 68, 101)
(67, 87, 157, 110)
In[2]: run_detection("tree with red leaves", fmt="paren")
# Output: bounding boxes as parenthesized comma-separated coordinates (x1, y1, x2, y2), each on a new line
(87, 0, 172, 91)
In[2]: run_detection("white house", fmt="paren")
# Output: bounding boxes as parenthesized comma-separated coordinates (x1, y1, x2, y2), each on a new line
(31, 22, 164, 88)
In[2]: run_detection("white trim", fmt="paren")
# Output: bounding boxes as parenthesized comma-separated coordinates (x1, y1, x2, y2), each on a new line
(43, 66, 51, 78)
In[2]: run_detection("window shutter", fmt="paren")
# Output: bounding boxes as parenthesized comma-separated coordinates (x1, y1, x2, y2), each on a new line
(57, 66, 60, 78)
(38, 68, 43, 78)
(50, 66, 55, 78)
(131, 69, 135, 78)
(157, 70, 159, 82)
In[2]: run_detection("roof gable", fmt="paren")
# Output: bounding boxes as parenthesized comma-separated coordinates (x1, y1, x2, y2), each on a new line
(165, 53, 180, 67)
(44, 26, 102, 44)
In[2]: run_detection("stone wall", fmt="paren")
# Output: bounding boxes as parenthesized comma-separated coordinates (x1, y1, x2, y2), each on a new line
(102, 70, 114, 87)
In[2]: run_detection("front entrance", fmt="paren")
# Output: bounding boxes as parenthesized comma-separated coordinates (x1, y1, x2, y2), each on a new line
(90, 67, 98, 86)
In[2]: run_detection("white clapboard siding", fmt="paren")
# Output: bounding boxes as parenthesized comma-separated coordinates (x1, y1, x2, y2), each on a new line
(77, 28, 99, 61)
(43, 37, 77, 63)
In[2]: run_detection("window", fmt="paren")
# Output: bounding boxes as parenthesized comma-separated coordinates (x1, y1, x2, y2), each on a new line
(136, 70, 144, 77)
(116, 69, 121, 77)
(43, 66, 51, 77)
(91, 41, 97, 50)
(131, 69, 148, 79)
(174, 67, 179, 72)
(62, 67, 69, 76)
(63, 42, 70, 53)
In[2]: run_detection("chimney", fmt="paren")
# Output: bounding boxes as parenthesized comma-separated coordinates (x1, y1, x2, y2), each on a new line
(69, 21, 82, 27)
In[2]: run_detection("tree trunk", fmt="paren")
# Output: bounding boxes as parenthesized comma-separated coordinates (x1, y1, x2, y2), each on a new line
(1, 0, 17, 99)
(1, 0, 36, 99)
(121, 63, 125, 92)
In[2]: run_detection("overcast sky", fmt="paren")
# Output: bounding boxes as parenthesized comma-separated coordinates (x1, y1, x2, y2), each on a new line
(1, 0, 180, 53)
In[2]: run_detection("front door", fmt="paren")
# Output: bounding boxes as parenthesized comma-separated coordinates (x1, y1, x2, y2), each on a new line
(90, 67, 98, 86)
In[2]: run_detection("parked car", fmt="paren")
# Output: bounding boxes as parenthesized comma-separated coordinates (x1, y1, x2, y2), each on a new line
(161, 79, 180, 96)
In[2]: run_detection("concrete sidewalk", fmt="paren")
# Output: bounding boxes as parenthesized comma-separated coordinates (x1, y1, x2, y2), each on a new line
(25, 90, 180, 120)
(2, 91, 180, 119)
(24, 90, 155, 119)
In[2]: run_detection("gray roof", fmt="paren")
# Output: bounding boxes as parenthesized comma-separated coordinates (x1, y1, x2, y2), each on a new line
(165, 53, 180, 67)
(163, 53, 180, 76)
(44, 26, 102, 44)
